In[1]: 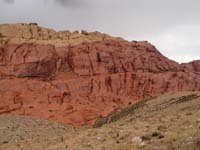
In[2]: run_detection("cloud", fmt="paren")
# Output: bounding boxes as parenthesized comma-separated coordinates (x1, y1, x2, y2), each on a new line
(148, 25, 200, 62)
(3, 0, 15, 4)
(53, 0, 84, 7)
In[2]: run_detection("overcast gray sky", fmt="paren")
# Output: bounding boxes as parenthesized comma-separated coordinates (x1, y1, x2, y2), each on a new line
(0, 0, 199, 63)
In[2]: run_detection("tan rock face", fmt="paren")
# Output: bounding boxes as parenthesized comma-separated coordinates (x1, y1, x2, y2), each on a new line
(0, 23, 122, 47)
(0, 23, 200, 126)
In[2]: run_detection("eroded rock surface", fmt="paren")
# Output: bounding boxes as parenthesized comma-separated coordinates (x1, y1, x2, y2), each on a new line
(0, 23, 200, 126)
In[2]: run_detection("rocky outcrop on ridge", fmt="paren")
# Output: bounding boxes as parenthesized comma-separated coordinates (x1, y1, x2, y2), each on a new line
(181, 60, 200, 72)
(0, 23, 199, 126)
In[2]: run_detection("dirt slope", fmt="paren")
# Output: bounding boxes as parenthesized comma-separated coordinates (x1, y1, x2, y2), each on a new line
(0, 91, 200, 150)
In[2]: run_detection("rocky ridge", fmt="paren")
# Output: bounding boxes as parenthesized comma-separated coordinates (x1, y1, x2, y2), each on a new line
(0, 23, 200, 126)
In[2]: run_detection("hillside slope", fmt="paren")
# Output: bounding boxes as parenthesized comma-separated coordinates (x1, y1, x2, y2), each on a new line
(0, 92, 200, 150)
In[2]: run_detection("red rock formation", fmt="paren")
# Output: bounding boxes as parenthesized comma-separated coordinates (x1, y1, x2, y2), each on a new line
(0, 24, 200, 126)
(181, 60, 200, 72)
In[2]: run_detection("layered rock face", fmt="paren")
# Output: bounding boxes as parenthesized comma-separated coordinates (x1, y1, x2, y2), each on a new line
(0, 23, 200, 126)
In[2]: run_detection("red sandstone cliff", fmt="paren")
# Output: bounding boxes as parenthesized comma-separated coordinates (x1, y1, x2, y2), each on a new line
(0, 23, 199, 126)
